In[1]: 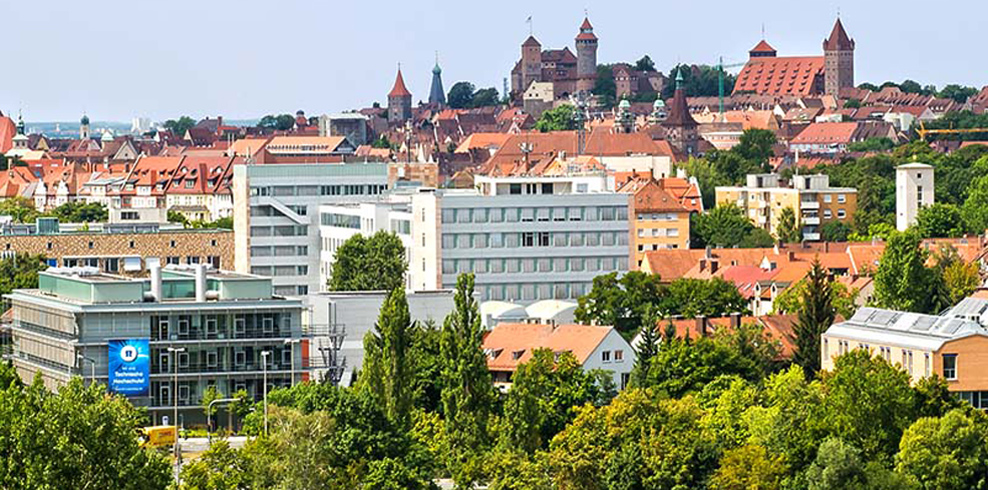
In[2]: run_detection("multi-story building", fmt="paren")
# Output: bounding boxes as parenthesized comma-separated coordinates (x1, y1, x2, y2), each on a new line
(716, 173, 857, 241)
(410, 188, 631, 303)
(618, 179, 691, 268)
(317, 200, 413, 288)
(896, 163, 934, 231)
(232, 162, 391, 296)
(0, 219, 232, 274)
(4, 264, 321, 425)
(821, 299, 988, 407)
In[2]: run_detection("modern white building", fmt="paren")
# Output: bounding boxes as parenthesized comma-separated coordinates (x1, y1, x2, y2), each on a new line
(317, 200, 414, 288)
(896, 162, 934, 231)
(409, 188, 632, 303)
(232, 162, 392, 296)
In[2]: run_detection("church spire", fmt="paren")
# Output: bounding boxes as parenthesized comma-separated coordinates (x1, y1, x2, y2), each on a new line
(429, 52, 446, 107)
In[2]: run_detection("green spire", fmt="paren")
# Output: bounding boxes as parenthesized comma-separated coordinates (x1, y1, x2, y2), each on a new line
(675, 68, 684, 90)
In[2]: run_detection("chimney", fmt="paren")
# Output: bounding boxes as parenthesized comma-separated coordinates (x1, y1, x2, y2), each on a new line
(696, 315, 708, 337)
(699, 258, 707, 272)
(709, 258, 719, 274)
(194, 263, 207, 302)
(787, 250, 795, 261)
(825, 241, 830, 253)
(149, 262, 162, 302)
(217, 116, 223, 130)
(705, 245, 713, 259)
(730, 312, 742, 329)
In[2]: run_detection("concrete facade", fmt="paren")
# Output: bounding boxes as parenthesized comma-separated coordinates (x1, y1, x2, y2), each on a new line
(896, 163, 934, 232)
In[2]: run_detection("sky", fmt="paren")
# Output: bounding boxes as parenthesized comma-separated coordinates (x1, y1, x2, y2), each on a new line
(2, 0, 986, 122)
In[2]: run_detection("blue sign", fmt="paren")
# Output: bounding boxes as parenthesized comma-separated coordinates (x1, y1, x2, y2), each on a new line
(108, 338, 150, 396)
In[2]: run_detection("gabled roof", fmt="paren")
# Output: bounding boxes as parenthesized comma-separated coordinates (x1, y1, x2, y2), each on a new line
(167, 156, 236, 195)
(823, 18, 855, 51)
(623, 178, 690, 214)
(388, 69, 412, 98)
(733, 56, 825, 96)
(750, 39, 777, 55)
(522, 35, 541, 47)
(789, 122, 858, 145)
(482, 323, 615, 371)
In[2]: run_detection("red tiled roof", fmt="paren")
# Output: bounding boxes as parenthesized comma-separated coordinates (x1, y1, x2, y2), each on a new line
(388, 69, 412, 98)
(580, 17, 593, 30)
(823, 18, 854, 51)
(750, 40, 776, 54)
(0, 116, 15, 154)
(733, 56, 825, 96)
(790, 122, 858, 145)
(483, 323, 612, 371)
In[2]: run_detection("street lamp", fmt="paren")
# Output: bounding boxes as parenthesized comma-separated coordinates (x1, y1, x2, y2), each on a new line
(283, 339, 301, 386)
(166, 346, 186, 475)
(206, 397, 240, 443)
(261, 350, 271, 437)
(77, 353, 96, 386)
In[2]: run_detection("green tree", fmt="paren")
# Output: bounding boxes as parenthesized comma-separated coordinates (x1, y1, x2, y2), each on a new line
(777, 206, 801, 243)
(0, 376, 171, 488)
(629, 306, 660, 388)
(662, 64, 734, 98)
(51, 201, 108, 223)
(677, 157, 731, 209)
(942, 260, 980, 305)
(439, 273, 496, 486)
(574, 271, 666, 335)
(164, 115, 196, 136)
(873, 230, 937, 313)
(915, 203, 967, 238)
(0, 196, 39, 223)
(634, 55, 655, 72)
(592, 65, 616, 109)
(257, 114, 295, 131)
(821, 220, 852, 242)
(710, 444, 787, 490)
(327, 231, 406, 291)
(447, 82, 476, 109)
(534, 104, 578, 132)
(938, 84, 978, 104)
(847, 137, 895, 152)
(804, 437, 906, 490)
(0, 254, 47, 297)
(895, 409, 988, 490)
(179, 439, 251, 489)
(167, 209, 189, 226)
(646, 336, 762, 398)
(691, 204, 775, 248)
(358, 287, 416, 428)
(663, 277, 748, 318)
(470, 88, 500, 108)
(792, 260, 836, 376)
(501, 349, 601, 453)
(819, 350, 917, 460)
(962, 174, 988, 232)
(201, 385, 223, 431)
(733, 129, 777, 166)
(371, 135, 393, 149)
(843, 98, 862, 109)
(774, 274, 857, 319)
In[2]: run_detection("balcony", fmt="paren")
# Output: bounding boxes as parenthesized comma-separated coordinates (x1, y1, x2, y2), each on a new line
(800, 200, 820, 210)
(802, 216, 821, 225)
(802, 232, 821, 241)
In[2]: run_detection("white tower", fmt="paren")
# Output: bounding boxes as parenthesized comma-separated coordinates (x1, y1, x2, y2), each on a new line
(896, 163, 934, 231)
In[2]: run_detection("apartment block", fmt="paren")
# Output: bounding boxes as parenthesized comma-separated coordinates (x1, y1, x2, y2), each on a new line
(0, 220, 232, 274)
(4, 265, 326, 425)
(822, 299, 988, 408)
(409, 188, 632, 303)
(716, 173, 857, 241)
(233, 162, 391, 296)
(619, 179, 691, 268)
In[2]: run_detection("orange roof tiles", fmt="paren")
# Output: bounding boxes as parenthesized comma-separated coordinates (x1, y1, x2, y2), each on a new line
(790, 122, 858, 145)
(0, 116, 15, 154)
(733, 56, 825, 96)
(388, 69, 412, 98)
(483, 323, 613, 371)
(625, 179, 690, 214)
(455, 132, 511, 154)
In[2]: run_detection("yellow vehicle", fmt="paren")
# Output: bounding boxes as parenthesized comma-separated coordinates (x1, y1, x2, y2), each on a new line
(139, 426, 177, 448)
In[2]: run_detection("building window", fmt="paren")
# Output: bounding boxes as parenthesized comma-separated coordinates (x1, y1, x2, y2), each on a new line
(235, 351, 246, 367)
(614, 350, 623, 361)
(167, 256, 180, 265)
(837, 209, 846, 219)
(521, 232, 534, 247)
(234, 317, 246, 336)
(210, 240, 217, 247)
(170, 240, 176, 248)
(943, 354, 958, 380)
(602, 351, 611, 362)
(263, 317, 274, 334)
(206, 317, 217, 335)
(178, 318, 189, 335)
(129, 240, 135, 248)
(837, 194, 846, 204)
(206, 351, 218, 368)
(917, 185, 923, 204)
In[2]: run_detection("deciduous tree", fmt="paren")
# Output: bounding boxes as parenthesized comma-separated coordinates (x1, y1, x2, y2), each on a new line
(328, 231, 406, 292)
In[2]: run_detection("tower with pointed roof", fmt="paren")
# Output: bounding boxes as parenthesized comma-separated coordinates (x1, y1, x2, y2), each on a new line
(823, 17, 855, 96)
(662, 69, 699, 156)
(388, 67, 413, 124)
(80, 114, 91, 140)
(575, 17, 598, 93)
(429, 56, 446, 107)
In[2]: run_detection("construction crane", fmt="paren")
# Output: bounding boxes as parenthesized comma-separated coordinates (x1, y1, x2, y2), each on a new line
(917, 121, 988, 141)
(716, 56, 747, 116)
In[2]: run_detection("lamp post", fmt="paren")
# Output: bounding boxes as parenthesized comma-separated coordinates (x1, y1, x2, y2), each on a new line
(261, 350, 271, 437)
(166, 346, 186, 477)
(206, 397, 240, 444)
(76, 353, 96, 386)
(283, 339, 301, 386)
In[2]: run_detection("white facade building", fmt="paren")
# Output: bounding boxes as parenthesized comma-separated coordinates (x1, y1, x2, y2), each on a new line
(896, 163, 934, 231)
(318, 200, 413, 288)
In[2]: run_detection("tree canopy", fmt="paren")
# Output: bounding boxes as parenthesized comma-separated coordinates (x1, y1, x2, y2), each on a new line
(163, 116, 196, 136)
(691, 204, 775, 249)
(327, 231, 406, 292)
(534, 104, 578, 132)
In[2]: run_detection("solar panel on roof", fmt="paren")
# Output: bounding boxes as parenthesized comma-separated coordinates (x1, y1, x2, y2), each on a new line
(910, 316, 937, 332)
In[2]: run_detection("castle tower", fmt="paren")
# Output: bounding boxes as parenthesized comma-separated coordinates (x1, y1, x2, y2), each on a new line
(575, 17, 598, 94)
(428, 56, 446, 107)
(388, 67, 413, 124)
(661, 69, 699, 156)
(12, 113, 28, 150)
(80, 114, 91, 140)
(521, 36, 542, 93)
(616, 99, 634, 134)
(823, 18, 855, 96)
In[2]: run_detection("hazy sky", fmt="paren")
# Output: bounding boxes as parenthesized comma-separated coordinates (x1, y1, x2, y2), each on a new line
(2, 0, 985, 122)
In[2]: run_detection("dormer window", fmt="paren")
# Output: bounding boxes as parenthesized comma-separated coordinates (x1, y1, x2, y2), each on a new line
(511, 350, 525, 360)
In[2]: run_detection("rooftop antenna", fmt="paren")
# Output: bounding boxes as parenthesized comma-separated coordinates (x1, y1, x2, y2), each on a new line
(526, 15, 533, 36)
(761, 23, 766, 39)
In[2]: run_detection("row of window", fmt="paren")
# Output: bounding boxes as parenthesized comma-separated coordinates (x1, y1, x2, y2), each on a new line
(250, 245, 308, 257)
(60, 256, 220, 272)
(826, 339, 937, 378)
(601, 349, 625, 363)
(251, 265, 309, 277)
(442, 256, 629, 275)
(637, 227, 680, 238)
(250, 184, 387, 198)
(274, 285, 308, 296)
(636, 213, 681, 221)
(150, 313, 294, 341)
(441, 231, 629, 250)
(250, 225, 308, 237)
(320, 213, 361, 229)
(440, 206, 628, 224)
(480, 282, 590, 301)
